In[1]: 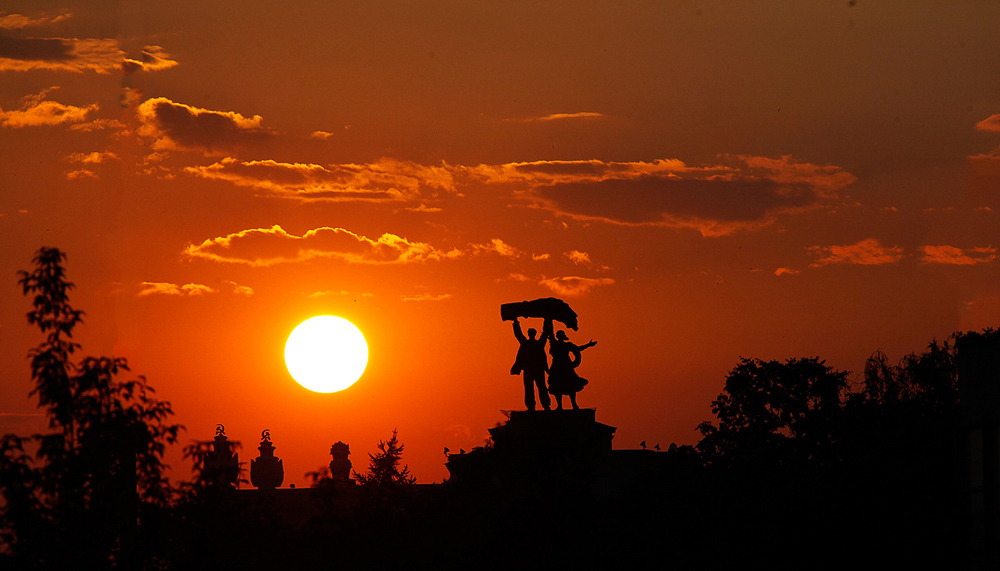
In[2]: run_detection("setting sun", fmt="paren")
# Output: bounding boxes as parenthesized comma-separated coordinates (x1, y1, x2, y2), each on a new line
(285, 316, 368, 393)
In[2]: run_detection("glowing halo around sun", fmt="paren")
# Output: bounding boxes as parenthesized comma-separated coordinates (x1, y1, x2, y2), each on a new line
(285, 316, 369, 393)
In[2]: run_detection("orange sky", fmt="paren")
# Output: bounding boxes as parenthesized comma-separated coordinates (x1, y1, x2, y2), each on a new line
(3, 1, 1000, 485)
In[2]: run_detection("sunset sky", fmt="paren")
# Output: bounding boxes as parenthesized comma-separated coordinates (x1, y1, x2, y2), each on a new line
(3, 0, 1000, 484)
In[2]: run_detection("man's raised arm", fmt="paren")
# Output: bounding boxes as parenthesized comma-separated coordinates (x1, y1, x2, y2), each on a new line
(513, 318, 526, 343)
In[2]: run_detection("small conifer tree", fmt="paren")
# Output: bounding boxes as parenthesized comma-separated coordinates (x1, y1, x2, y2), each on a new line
(354, 429, 416, 488)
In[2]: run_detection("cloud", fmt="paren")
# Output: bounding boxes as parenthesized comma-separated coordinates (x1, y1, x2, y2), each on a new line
(809, 238, 903, 268)
(564, 250, 591, 265)
(0, 36, 123, 73)
(532, 253, 550, 261)
(510, 112, 606, 122)
(0, 17, 174, 74)
(64, 151, 119, 179)
(311, 130, 333, 140)
(539, 276, 614, 297)
(401, 293, 453, 302)
(121, 46, 178, 74)
(735, 155, 858, 197)
(306, 290, 349, 299)
(225, 280, 255, 295)
(184, 157, 456, 201)
(463, 155, 855, 236)
(65, 169, 96, 180)
(190, 157, 693, 203)
(136, 97, 275, 154)
(184, 224, 462, 267)
(69, 118, 125, 132)
(139, 282, 216, 296)
(0, 87, 96, 127)
(976, 114, 1000, 133)
(66, 151, 118, 164)
(471, 238, 522, 258)
(180, 154, 853, 235)
(445, 424, 473, 441)
(0, 12, 72, 30)
(535, 176, 796, 235)
(464, 158, 696, 186)
(507, 273, 533, 282)
(774, 267, 800, 276)
(404, 203, 442, 213)
(920, 245, 996, 265)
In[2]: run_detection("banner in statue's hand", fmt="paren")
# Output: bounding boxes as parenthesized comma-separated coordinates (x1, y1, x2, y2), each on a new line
(500, 297, 578, 330)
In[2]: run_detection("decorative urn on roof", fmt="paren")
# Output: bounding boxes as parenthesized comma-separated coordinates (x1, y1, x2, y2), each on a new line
(329, 441, 353, 484)
(250, 429, 284, 490)
(204, 424, 240, 489)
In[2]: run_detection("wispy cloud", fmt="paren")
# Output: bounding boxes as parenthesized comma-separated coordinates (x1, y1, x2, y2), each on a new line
(401, 293, 453, 302)
(69, 118, 125, 132)
(920, 245, 996, 265)
(64, 150, 118, 179)
(66, 151, 118, 164)
(224, 280, 255, 295)
(976, 113, 1000, 133)
(179, 153, 854, 237)
(809, 238, 903, 268)
(139, 282, 216, 296)
(184, 224, 462, 267)
(509, 111, 606, 122)
(404, 203, 442, 213)
(306, 289, 349, 299)
(0, 11, 72, 30)
(774, 267, 800, 276)
(470, 238, 523, 258)
(184, 157, 454, 202)
(564, 250, 591, 265)
(121, 46, 178, 74)
(0, 87, 96, 127)
(539, 276, 614, 297)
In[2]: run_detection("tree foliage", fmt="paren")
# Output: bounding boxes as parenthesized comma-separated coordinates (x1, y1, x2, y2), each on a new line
(685, 343, 964, 567)
(0, 247, 182, 570)
(858, 339, 958, 408)
(696, 357, 848, 466)
(354, 429, 416, 489)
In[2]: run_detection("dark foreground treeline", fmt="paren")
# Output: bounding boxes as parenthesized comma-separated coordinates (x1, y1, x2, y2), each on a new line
(0, 248, 971, 570)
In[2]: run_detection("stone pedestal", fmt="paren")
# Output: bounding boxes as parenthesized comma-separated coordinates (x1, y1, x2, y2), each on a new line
(446, 409, 616, 494)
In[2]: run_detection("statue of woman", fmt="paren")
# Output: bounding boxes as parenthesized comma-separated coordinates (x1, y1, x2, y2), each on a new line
(546, 330, 597, 410)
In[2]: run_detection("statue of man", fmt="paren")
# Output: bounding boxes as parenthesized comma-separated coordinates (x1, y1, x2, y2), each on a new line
(511, 317, 553, 411)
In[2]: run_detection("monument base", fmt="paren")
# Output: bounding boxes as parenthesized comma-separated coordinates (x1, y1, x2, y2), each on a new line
(446, 409, 616, 493)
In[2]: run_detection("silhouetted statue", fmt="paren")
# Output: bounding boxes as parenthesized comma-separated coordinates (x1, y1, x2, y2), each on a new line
(329, 441, 353, 483)
(511, 317, 554, 410)
(204, 424, 240, 489)
(250, 429, 284, 490)
(547, 330, 597, 410)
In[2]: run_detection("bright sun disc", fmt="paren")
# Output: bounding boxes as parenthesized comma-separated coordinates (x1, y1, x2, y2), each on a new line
(285, 316, 368, 393)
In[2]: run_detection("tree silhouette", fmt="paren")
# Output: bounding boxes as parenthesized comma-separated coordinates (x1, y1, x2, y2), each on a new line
(685, 346, 964, 568)
(696, 356, 848, 467)
(0, 247, 182, 569)
(354, 429, 416, 489)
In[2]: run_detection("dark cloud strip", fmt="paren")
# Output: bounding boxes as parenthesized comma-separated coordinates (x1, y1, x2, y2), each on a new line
(0, 35, 71, 61)
(537, 175, 816, 224)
